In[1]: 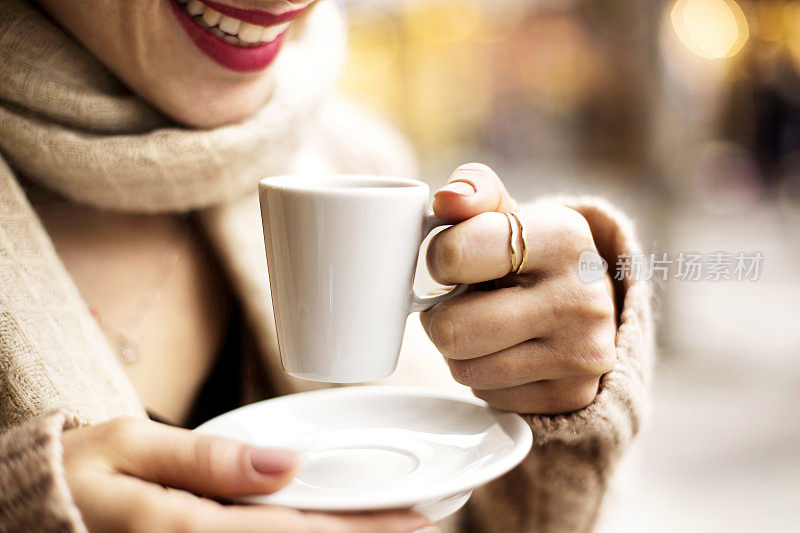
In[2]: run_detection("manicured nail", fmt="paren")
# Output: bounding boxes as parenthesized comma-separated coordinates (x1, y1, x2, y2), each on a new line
(435, 180, 476, 198)
(411, 527, 440, 533)
(250, 447, 299, 475)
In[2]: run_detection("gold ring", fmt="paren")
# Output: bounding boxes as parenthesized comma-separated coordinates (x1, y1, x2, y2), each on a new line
(508, 211, 528, 274)
(506, 212, 522, 274)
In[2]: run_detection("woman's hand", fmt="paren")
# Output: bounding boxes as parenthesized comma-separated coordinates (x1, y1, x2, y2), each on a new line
(421, 163, 617, 415)
(63, 417, 434, 533)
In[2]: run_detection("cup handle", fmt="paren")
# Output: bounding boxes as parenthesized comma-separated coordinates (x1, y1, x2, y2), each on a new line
(408, 210, 470, 314)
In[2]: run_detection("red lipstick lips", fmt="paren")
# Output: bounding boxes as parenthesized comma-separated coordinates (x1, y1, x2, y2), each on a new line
(168, 0, 306, 72)
(201, 0, 307, 26)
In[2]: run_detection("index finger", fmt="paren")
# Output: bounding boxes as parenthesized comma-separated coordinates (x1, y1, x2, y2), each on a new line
(96, 417, 297, 498)
(426, 204, 595, 285)
(432, 163, 518, 222)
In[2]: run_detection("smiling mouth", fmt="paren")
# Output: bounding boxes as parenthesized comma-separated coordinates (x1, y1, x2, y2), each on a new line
(169, 0, 309, 71)
(176, 0, 292, 47)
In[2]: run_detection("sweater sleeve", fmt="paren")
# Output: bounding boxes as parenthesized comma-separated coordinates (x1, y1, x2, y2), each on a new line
(459, 196, 654, 533)
(0, 408, 87, 533)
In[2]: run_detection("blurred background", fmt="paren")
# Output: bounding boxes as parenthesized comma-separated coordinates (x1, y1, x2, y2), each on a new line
(334, 0, 800, 531)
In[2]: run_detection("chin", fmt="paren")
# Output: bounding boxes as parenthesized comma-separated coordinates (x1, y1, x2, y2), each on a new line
(140, 72, 277, 129)
(165, 95, 267, 129)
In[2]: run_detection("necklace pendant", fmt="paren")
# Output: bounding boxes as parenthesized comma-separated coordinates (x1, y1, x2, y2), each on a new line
(118, 335, 141, 364)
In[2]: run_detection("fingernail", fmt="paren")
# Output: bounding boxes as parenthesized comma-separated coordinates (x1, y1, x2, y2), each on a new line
(411, 527, 440, 533)
(250, 447, 299, 475)
(435, 180, 476, 198)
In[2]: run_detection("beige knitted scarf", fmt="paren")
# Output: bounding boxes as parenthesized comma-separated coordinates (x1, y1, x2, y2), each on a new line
(0, 0, 345, 426)
(0, 0, 344, 212)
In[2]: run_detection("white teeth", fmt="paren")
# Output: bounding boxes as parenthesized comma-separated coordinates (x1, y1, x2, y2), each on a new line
(261, 22, 289, 42)
(186, 0, 203, 16)
(202, 7, 221, 27)
(237, 22, 262, 44)
(181, 0, 291, 44)
(218, 15, 241, 35)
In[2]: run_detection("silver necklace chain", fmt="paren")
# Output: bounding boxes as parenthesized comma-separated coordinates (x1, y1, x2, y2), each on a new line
(90, 220, 187, 364)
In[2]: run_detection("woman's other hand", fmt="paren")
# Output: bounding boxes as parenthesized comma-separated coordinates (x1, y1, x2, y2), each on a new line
(63, 417, 434, 533)
(421, 163, 617, 415)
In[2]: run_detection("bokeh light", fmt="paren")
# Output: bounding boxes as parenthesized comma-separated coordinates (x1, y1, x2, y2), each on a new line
(659, 2, 732, 102)
(671, 0, 749, 59)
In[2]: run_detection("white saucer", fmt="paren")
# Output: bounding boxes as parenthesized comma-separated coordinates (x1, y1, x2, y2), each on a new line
(412, 490, 473, 522)
(195, 386, 532, 520)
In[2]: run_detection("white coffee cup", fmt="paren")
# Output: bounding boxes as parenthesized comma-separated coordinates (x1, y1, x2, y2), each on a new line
(259, 174, 468, 383)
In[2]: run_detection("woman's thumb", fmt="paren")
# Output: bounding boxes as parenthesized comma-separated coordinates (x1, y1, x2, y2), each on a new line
(432, 163, 517, 223)
(105, 418, 299, 498)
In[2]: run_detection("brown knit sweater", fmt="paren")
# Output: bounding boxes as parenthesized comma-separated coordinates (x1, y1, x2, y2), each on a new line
(0, 0, 654, 531)
(0, 410, 87, 532)
(0, 191, 653, 533)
